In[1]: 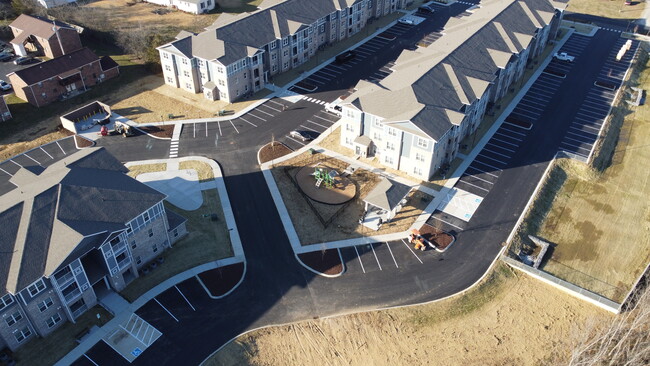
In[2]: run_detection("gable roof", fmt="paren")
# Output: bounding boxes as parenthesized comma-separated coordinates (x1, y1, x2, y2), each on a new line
(9, 14, 75, 41)
(344, 0, 559, 141)
(363, 178, 412, 212)
(0, 148, 166, 294)
(8, 47, 101, 86)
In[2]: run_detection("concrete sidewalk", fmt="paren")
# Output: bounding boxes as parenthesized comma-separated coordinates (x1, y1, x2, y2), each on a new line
(55, 156, 245, 366)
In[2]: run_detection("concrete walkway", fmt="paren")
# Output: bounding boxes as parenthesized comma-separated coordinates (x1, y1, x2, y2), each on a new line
(55, 156, 245, 366)
(260, 28, 574, 255)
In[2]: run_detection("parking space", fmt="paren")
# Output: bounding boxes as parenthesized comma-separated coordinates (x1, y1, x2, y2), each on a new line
(279, 108, 338, 150)
(75, 340, 131, 366)
(559, 36, 639, 161)
(340, 239, 436, 275)
(427, 210, 468, 233)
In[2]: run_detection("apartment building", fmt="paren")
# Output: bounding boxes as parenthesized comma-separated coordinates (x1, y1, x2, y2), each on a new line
(0, 148, 187, 351)
(158, 0, 406, 103)
(340, 0, 567, 180)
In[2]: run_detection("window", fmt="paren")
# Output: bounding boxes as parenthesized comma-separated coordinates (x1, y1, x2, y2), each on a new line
(163, 53, 169, 59)
(413, 167, 422, 176)
(218, 79, 225, 86)
(304, 29, 309, 37)
(5, 310, 22, 326)
(271, 53, 277, 60)
(185, 83, 192, 89)
(272, 64, 278, 72)
(386, 142, 395, 151)
(14, 327, 31, 343)
(373, 132, 382, 141)
(173, 229, 179, 237)
(183, 71, 189, 77)
(245, 85, 249, 92)
(38, 297, 54, 312)
(283, 49, 289, 57)
(46, 313, 62, 328)
(384, 156, 394, 164)
(207, 0, 211, 5)
(415, 153, 425, 162)
(331, 11, 337, 20)
(143, 211, 150, 222)
(166, 77, 173, 83)
(0, 294, 14, 311)
(110, 236, 120, 246)
(182, 58, 188, 65)
(243, 72, 247, 79)
(320, 24, 325, 33)
(416, 137, 429, 149)
(282, 37, 289, 46)
(201, 2, 205, 9)
(374, 120, 383, 128)
(28, 280, 45, 297)
(388, 127, 397, 136)
(152, 244, 158, 253)
(148, 228, 154, 238)
(217, 66, 224, 73)
(270, 40, 277, 50)
(131, 240, 137, 249)
(346, 123, 354, 132)
(136, 256, 142, 265)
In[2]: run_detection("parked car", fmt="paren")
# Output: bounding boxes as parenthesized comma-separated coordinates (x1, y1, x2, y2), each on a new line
(290, 130, 314, 142)
(13, 56, 33, 65)
(398, 18, 415, 25)
(0, 53, 13, 62)
(335, 50, 356, 64)
(0, 80, 12, 91)
(553, 52, 575, 62)
(418, 4, 435, 13)
(326, 104, 343, 116)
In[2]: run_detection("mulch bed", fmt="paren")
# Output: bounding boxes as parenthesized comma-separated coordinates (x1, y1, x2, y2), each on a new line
(74, 135, 94, 148)
(197, 262, 245, 297)
(418, 223, 454, 250)
(139, 125, 174, 138)
(294, 81, 318, 91)
(259, 142, 293, 164)
(298, 249, 343, 276)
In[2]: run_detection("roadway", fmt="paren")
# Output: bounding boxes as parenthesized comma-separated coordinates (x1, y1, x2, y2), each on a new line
(83, 3, 636, 364)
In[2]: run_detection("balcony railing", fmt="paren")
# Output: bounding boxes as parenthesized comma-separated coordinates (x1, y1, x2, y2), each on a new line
(112, 241, 127, 255)
(55, 271, 75, 287)
(63, 288, 82, 303)
(118, 257, 131, 271)
(71, 304, 88, 320)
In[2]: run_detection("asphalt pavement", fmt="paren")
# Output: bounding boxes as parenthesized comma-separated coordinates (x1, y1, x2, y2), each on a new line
(82, 5, 638, 365)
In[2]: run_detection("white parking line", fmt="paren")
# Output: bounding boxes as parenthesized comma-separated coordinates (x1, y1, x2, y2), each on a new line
(571, 122, 600, 132)
(562, 139, 590, 151)
(306, 120, 329, 129)
(255, 108, 274, 117)
(569, 125, 596, 135)
(495, 132, 523, 142)
(247, 112, 267, 121)
(500, 126, 527, 136)
(268, 99, 284, 106)
(175, 285, 196, 311)
(477, 153, 507, 165)
(217, 121, 222, 136)
(286, 135, 306, 146)
(491, 137, 519, 147)
(23, 153, 41, 165)
(40, 147, 54, 159)
(316, 69, 339, 77)
(564, 135, 590, 145)
(458, 178, 489, 192)
(229, 120, 239, 134)
(473, 159, 503, 172)
(0, 167, 12, 177)
(429, 215, 464, 231)
(312, 114, 334, 123)
(56, 141, 66, 155)
(154, 298, 179, 322)
(309, 73, 330, 82)
(385, 242, 398, 268)
(205, 122, 208, 137)
(84, 354, 99, 366)
(239, 117, 257, 127)
(401, 239, 423, 264)
(486, 142, 515, 153)
(370, 243, 382, 270)
(482, 147, 512, 159)
(10, 160, 22, 168)
(300, 124, 321, 133)
(566, 129, 594, 139)
(260, 103, 281, 112)
(467, 165, 499, 178)
(353, 246, 366, 273)
(463, 172, 494, 185)
(328, 64, 347, 71)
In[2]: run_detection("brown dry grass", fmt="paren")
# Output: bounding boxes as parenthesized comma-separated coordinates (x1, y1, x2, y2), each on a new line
(207, 263, 607, 366)
(566, 0, 648, 21)
(179, 160, 215, 182)
(84, 0, 218, 33)
(126, 163, 167, 178)
(270, 152, 431, 245)
(0, 130, 71, 162)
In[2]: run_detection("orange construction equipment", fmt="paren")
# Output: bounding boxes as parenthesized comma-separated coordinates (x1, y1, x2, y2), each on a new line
(409, 229, 426, 251)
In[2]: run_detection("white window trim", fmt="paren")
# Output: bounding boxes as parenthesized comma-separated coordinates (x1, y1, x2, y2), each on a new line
(27, 279, 46, 297)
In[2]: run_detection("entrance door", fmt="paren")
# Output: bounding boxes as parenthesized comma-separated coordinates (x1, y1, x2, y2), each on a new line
(65, 84, 77, 93)
(355, 145, 361, 155)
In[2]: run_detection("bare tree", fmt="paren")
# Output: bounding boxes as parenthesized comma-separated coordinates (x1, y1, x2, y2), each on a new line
(568, 280, 650, 366)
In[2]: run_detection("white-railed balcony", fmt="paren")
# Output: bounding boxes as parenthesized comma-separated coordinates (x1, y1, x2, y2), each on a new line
(55, 271, 75, 288)
(63, 287, 82, 303)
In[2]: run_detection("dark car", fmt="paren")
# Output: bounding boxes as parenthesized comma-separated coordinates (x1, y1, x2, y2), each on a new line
(290, 130, 315, 142)
(13, 56, 33, 65)
(418, 4, 435, 13)
(335, 50, 356, 64)
(0, 53, 13, 62)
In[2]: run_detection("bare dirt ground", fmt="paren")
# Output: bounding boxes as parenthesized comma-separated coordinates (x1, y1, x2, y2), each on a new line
(208, 264, 607, 366)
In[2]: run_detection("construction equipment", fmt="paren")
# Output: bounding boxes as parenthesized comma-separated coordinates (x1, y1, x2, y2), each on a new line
(409, 229, 427, 251)
(114, 121, 135, 137)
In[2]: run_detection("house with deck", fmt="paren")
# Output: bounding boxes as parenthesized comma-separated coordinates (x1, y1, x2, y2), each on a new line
(9, 14, 82, 58)
(0, 148, 187, 351)
(158, 0, 407, 103)
(339, 0, 567, 180)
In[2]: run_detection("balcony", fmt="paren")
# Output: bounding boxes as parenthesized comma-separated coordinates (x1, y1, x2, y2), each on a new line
(117, 257, 131, 271)
(63, 287, 82, 303)
(71, 304, 88, 320)
(112, 241, 127, 255)
(55, 271, 75, 288)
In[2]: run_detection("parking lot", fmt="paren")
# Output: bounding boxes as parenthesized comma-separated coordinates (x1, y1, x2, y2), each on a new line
(558, 36, 639, 161)
(72, 274, 217, 365)
(0, 136, 79, 195)
(340, 238, 445, 275)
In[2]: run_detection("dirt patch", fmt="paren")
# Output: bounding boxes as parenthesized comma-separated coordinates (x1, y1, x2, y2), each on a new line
(197, 262, 245, 297)
(294, 163, 356, 205)
(0, 130, 72, 162)
(207, 264, 606, 366)
(259, 142, 293, 164)
(418, 223, 453, 250)
(179, 160, 214, 182)
(126, 163, 167, 179)
(298, 249, 343, 276)
(139, 125, 174, 139)
(74, 135, 94, 148)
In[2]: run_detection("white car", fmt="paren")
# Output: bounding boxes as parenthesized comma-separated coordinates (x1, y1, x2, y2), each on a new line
(0, 80, 11, 91)
(553, 52, 575, 62)
(398, 18, 415, 25)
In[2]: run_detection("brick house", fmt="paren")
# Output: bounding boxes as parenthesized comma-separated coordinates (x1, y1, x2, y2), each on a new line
(7, 48, 119, 107)
(9, 14, 82, 59)
(0, 147, 187, 351)
(0, 96, 11, 122)
(158, 0, 407, 103)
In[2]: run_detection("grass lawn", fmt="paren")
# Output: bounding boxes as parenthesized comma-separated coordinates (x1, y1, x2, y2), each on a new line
(179, 160, 215, 181)
(512, 57, 650, 303)
(13, 306, 113, 366)
(566, 0, 648, 22)
(270, 151, 432, 245)
(126, 163, 167, 178)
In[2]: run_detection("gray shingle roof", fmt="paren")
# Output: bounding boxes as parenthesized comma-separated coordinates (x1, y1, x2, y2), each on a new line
(363, 178, 412, 212)
(346, 0, 558, 141)
(9, 47, 101, 86)
(0, 147, 166, 294)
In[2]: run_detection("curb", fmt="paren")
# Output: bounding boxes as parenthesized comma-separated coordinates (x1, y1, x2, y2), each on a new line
(294, 249, 346, 278)
(195, 260, 247, 299)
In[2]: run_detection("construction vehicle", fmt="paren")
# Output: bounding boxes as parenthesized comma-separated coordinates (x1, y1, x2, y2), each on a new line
(114, 121, 135, 137)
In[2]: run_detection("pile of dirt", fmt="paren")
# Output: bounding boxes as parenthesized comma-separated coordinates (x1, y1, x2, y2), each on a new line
(298, 249, 343, 276)
(418, 224, 453, 250)
(139, 125, 174, 139)
(259, 142, 293, 164)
